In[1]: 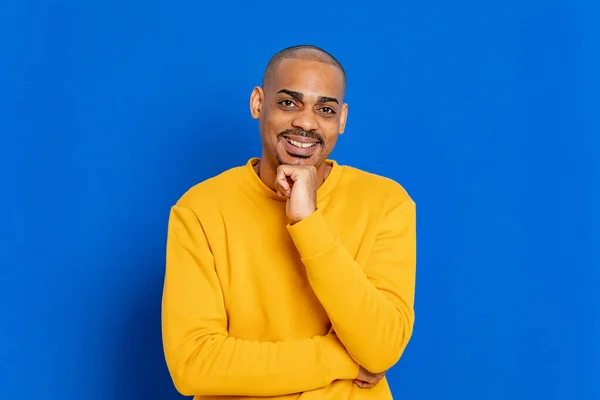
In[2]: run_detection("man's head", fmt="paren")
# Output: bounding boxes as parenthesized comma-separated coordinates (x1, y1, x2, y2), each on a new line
(250, 45, 348, 170)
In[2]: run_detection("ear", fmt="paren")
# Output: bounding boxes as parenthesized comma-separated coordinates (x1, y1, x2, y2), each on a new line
(338, 103, 348, 134)
(250, 86, 264, 119)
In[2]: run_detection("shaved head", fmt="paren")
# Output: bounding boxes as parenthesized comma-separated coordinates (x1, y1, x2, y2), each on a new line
(262, 45, 346, 90)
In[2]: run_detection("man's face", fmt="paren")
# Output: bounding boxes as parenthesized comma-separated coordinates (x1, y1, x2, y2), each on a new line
(250, 58, 348, 168)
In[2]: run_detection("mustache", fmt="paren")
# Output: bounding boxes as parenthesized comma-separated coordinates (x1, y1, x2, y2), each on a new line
(278, 129, 324, 145)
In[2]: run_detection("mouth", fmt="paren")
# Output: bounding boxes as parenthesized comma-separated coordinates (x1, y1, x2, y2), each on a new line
(283, 136, 320, 149)
(281, 135, 321, 158)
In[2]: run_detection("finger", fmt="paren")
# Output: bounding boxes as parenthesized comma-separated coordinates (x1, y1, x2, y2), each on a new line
(274, 181, 290, 197)
(277, 165, 304, 187)
(275, 169, 291, 194)
(354, 380, 366, 388)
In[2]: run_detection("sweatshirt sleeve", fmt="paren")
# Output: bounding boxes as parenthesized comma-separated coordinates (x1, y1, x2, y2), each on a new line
(286, 196, 416, 374)
(161, 205, 359, 397)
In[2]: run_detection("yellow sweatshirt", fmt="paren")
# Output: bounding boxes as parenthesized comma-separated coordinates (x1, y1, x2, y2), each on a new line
(162, 158, 416, 399)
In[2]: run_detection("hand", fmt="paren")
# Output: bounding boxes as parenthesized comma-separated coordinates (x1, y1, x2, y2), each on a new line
(354, 366, 386, 389)
(274, 165, 318, 224)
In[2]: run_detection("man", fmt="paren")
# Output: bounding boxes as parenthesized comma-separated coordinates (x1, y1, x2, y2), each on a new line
(161, 45, 416, 399)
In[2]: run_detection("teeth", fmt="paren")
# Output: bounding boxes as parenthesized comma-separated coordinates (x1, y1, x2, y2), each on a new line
(287, 138, 317, 148)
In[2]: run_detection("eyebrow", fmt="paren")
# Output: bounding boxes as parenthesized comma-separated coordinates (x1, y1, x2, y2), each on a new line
(277, 89, 339, 104)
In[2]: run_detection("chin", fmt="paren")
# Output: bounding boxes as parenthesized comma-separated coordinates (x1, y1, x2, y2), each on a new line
(276, 152, 320, 167)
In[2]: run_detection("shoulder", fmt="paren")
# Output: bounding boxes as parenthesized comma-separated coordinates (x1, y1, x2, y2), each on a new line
(174, 163, 246, 212)
(338, 163, 414, 209)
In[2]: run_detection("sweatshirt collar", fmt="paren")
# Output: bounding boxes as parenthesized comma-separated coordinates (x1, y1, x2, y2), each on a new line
(245, 157, 343, 202)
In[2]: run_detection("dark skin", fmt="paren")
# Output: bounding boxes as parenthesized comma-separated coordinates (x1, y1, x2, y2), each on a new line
(250, 58, 347, 191)
(249, 57, 386, 389)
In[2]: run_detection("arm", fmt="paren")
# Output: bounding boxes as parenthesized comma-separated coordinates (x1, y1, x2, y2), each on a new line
(286, 197, 416, 373)
(161, 205, 358, 397)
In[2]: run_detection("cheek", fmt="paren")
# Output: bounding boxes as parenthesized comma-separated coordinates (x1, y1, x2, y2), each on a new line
(323, 117, 341, 133)
(259, 114, 277, 137)
(265, 117, 288, 138)
(322, 126, 340, 144)
(324, 136, 338, 150)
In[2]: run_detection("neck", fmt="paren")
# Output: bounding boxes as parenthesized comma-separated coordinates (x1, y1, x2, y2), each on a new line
(254, 159, 332, 191)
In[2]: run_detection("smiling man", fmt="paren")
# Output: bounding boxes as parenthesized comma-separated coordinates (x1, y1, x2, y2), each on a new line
(161, 45, 416, 399)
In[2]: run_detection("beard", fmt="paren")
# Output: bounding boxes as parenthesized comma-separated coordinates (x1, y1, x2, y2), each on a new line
(275, 148, 324, 167)
(276, 152, 313, 166)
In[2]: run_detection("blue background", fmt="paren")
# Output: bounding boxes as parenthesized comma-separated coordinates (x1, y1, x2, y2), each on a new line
(1, 0, 598, 399)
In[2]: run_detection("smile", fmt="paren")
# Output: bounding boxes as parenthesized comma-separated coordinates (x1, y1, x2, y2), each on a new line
(284, 137, 319, 148)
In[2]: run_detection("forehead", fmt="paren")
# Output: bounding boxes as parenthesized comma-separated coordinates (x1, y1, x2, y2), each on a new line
(267, 58, 345, 98)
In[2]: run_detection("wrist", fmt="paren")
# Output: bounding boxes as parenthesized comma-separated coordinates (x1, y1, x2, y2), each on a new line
(290, 208, 316, 225)
(287, 208, 337, 258)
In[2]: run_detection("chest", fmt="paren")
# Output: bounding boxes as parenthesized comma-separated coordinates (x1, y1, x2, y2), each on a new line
(206, 197, 379, 340)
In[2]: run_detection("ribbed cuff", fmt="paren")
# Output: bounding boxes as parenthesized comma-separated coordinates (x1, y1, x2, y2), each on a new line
(286, 208, 337, 259)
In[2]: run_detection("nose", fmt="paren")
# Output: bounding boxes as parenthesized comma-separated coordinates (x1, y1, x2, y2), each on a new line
(291, 109, 319, 132)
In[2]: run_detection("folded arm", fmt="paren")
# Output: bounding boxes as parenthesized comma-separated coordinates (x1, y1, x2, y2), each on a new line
(162, 205, 358, 397)
(287, 195, 417, 373)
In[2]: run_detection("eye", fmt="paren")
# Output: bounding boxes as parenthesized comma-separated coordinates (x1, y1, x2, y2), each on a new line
(320, 107, 336, 114)
(278, 99, 296, 108)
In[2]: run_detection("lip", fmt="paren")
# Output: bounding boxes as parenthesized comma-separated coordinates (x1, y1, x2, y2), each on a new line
(282, 134, 321, 144)
(281, 136, 321, 157)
